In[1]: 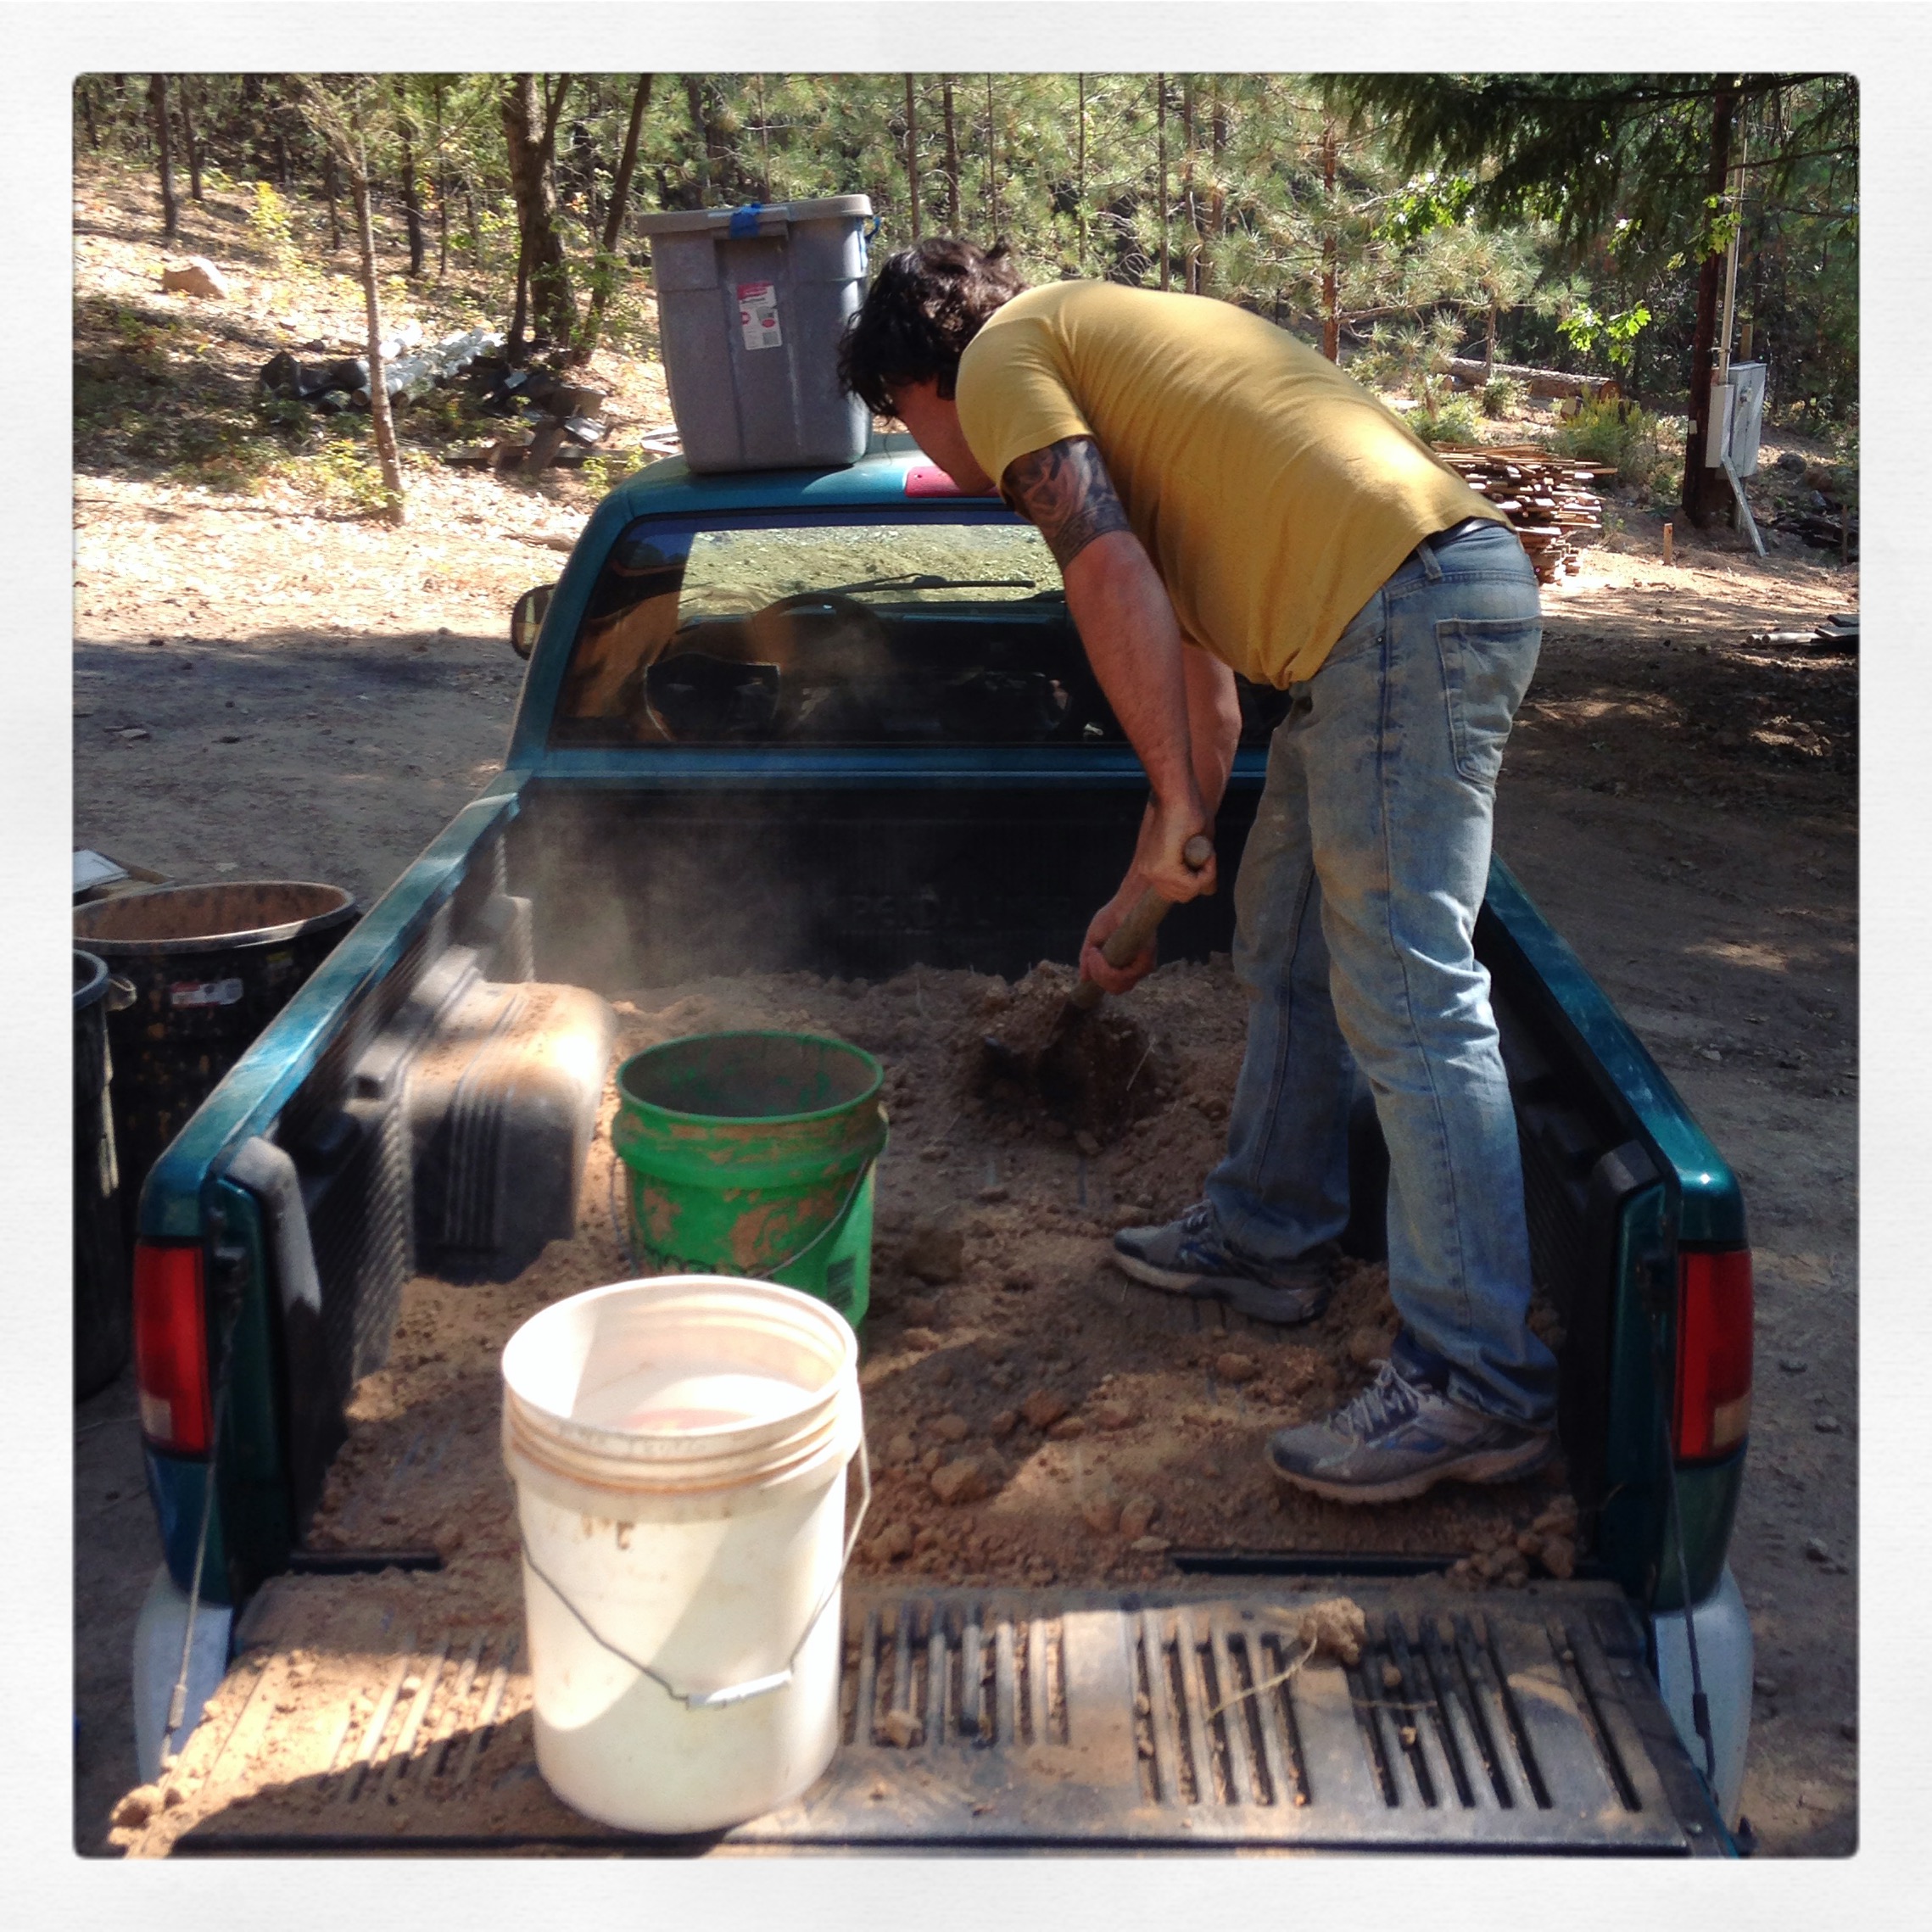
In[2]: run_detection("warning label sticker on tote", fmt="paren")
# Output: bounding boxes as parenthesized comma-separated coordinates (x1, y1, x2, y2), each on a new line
(736, 282, 783, 350)
(170, 977, 244, 1009)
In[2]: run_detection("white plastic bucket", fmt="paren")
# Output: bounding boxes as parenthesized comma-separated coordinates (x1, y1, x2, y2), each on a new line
(500, 1274, 868, 1834)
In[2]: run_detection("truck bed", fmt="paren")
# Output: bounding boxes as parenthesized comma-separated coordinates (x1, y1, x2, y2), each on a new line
(114, 959, 1732, 1856)
(123, 770, 1751, 1851)
(123, 1571, 1723, 1855)
(293, 961, 1583, 1593)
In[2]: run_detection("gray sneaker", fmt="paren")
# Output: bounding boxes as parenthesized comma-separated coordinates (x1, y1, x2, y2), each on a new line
(1266, 1357, 1554, 1504)
(1110, 1201, 1338, 1324)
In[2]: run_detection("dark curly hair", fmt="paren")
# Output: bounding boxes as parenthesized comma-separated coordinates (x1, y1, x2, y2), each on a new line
(837, 237, 1028, 416)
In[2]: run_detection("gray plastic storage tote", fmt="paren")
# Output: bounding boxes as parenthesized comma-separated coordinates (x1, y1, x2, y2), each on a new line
(637, 196, 873, 472)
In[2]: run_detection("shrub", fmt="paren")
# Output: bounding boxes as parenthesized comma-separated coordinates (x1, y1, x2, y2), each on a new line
(1481, 373, 1525, 418)
(1551, 396, 1668, 489)
(1411, 393, 1485, 448)
(249, 180, 297, 271)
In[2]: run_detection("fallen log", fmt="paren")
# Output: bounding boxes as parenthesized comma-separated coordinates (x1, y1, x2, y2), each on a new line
(1442, 357, 1619, 401)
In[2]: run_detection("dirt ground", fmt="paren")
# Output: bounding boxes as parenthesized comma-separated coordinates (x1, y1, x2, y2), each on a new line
(72, 162, 1857, 1856)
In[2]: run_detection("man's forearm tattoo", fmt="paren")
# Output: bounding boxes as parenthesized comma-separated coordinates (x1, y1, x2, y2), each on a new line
(1002, 437, 1133, 571)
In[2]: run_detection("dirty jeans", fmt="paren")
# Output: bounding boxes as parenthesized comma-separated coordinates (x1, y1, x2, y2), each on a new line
(1203, 517, 1558, 1426)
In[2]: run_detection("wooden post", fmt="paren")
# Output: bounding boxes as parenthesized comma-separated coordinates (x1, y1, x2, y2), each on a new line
(1662, 522, 1675, 567)
(1683, 81, 1738, 528)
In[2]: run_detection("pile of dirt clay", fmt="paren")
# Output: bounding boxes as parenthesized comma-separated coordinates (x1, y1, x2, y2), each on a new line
(295, 958, 1578, 1622)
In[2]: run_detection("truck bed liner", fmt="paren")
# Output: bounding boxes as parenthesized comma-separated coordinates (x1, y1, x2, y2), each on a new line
(134, 1575, 1721, 1856)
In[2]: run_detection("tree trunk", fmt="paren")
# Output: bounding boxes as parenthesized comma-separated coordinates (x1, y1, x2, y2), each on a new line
(903, 75, 920, 241)
(349, 137, 405, 526)
(1075, 74, 1086, 273)
(1321, 120, 1339, 362)
(80, 77, 98, 152)
(682, 75, 712, 199)
(242, 72, 266, 176)
(149, 75, 178, 240)
(1156, 75, 1169, 290)
(508, 231, 531, 363)
(322, 148, 341, 250)
(433, 78, 449, 280)
(1181, 77, 1198, 294)
(986, 75, 998, 237)
(941, 77, 959, 230)
(604, 75, 652, 254)
(572, 73, 652, 366)
(398, 90, 424, 277)
(501, 72, 576, 346)
(1485, 301, 1498, 376)
(1683, 81, 1738, 528)
(180, 76, 202, 200)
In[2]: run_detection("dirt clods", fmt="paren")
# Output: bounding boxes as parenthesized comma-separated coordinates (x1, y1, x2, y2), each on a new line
(1298, 1596, 1369, 1666)
(901, 1220, 964, 1285)
(869, 1522, 914, 1562)
(1019, 1390, 1069, 1432)
(976, 963, 1172, 1136)
(930, 1458, 991, 1505)
(113, 1787, 159, 1829)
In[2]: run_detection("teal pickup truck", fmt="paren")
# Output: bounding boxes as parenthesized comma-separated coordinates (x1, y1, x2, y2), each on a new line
(125, 442, 1756, 1855)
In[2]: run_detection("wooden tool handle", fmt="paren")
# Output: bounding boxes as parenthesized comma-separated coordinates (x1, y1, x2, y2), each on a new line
(1069, 835, 1214, 1010)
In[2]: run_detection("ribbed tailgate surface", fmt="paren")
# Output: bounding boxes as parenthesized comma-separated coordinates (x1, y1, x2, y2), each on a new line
(156, 1577, 1716, 1854)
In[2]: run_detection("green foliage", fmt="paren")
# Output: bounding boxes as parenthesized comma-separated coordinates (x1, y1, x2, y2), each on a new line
(578, 448, 642, 498)
(73, 70, 1857, 475)
(1376, 170, 1475, 246)
(1550, 396, 1674, 489)
(293, 425, 396, 514)
(249, 180, 299, 271)
(1481, 373, 1525, 416)
(1555, 301, 1652, 371)
(1347, 311, 1464, 394)
(1410, 388, 1484, 446)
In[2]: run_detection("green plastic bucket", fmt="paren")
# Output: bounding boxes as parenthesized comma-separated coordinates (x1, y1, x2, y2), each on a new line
(611, 1032, 888, 1326)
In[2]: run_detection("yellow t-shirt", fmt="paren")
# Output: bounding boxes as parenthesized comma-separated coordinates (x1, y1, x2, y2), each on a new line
(956, 281, 1510, 688)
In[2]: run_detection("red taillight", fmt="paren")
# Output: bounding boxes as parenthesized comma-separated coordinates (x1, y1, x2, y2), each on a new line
(1673, 1248, 1754, 1461)
(133, 1242, 212, 1455)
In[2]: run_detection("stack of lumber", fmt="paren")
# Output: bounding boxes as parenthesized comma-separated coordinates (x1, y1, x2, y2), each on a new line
(1433, 444, 1616, 584)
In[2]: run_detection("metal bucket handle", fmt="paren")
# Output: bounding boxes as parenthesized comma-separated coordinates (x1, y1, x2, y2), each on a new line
(519, 1432, 871, 1710)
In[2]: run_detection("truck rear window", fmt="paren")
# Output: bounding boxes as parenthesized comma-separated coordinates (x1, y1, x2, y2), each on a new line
(551, 511, 1290, 747)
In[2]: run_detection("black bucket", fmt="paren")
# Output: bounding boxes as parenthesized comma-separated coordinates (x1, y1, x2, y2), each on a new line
(72, 882, 360, 1244)
(75, 949, 135, 1399)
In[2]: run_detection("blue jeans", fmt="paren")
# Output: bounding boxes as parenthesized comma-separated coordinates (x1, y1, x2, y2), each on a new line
(1204, 518, 1557, 1427)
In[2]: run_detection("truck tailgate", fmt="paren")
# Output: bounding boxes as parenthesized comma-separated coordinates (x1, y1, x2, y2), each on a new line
(135, 1574, 1723, 1855)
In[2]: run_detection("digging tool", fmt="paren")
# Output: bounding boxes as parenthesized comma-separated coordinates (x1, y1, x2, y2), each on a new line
(981, 835, 1213, 1126)
(1064, 834, 1214, 1015)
